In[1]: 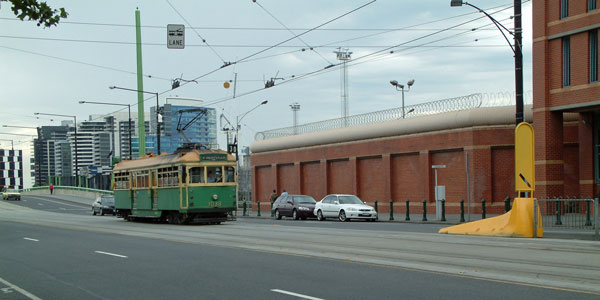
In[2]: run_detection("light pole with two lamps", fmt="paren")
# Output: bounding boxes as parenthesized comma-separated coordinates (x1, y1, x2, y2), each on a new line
(79, 100, 133, 160)
(450, 0, 523, 124)
(109, 86, 161, 155)
(390, 79, 415, 119)
(34, 112, 79, 185)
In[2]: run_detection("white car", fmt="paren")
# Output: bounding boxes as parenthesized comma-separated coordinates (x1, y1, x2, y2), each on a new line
(314, 194, 377, 222)
(2, 189, 21, 201)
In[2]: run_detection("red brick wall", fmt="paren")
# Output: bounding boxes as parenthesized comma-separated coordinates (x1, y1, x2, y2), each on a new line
(255, 166, 273, 204)
(301, 162, 322, 200)
(563, 144, 580, 197)
(356, 156, 385, 203)
(492, 147, 515, 203)
(391, 153, 422, 203)
(431, 150, 467, 204)
(277, 164, 296, 194)
(328, 160, 352, 195)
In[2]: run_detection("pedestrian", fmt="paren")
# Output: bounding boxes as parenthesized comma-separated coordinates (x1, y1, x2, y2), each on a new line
(270, 189, 278, 204)
(49, 184, 54, 195)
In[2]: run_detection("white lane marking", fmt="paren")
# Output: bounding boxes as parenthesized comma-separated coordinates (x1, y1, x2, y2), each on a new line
(94, 251, 127, 258)
(0, 276, 43, 300)
(37, 203, 44, 206)
(23, 238, 39, 242)
(271, 289, 324, 300)
(60, 208, 66, 210)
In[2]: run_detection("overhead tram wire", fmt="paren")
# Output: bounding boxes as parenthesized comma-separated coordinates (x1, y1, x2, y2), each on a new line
(88, 1, 516, 122)
(253, 0, 333, 65)
(165, 0, 227, 64)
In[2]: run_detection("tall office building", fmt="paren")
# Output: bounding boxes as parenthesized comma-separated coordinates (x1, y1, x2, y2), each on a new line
(33, 125, 71, 186)
(151, 104, 217, 153)
(0, 149, 24, 190)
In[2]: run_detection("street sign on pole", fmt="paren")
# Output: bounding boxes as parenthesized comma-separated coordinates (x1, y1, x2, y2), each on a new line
(167, 24, 185, 49)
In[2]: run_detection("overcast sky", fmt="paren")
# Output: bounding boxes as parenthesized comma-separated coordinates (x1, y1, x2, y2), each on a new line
(0, 0, 532, 186)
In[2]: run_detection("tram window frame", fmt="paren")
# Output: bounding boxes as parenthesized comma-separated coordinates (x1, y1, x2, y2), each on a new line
(206, 166, 223, 183)
(225, 166, 236, 183)
(189, 166, 205, 184)
(114, 172, 130, 190)
(135, 170, 150, 188)
(157, 167, 179, 187)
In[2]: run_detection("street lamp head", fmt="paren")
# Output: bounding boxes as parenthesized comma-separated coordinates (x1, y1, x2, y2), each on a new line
(450, 0, 463, 7)
(33, 113, 39, 115)
(109, 86, 115, 90)
(78, 101, 85, 104)
(390, 80, 398, 87)
(260, 100, 268, 105)
(407, 79, 415, 87)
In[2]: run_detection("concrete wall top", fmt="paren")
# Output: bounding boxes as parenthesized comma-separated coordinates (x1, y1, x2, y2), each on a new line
(252, 106, 541, 154)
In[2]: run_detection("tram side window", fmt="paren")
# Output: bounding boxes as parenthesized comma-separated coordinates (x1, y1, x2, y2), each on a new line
(206, 166, 222, 183)
(114, 172, 130, 189)
(158, 167, 179, 187)
(190, 167, 205, 183)
(225, 166, 235, 182)
(136, 170, 149, 188)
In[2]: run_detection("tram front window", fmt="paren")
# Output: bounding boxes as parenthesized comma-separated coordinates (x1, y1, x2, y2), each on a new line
(206, 166, 223, 183)
(225, 166, 235, 182)
(190, 167, 205, 183)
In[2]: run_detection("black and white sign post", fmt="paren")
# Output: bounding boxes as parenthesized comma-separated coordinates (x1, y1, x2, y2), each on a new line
(167, 24, 185, 49)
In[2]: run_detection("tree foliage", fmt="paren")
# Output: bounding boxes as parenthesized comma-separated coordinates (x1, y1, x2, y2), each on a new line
(7, 0, 68, 27)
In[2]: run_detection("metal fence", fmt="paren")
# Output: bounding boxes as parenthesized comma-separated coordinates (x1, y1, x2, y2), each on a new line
(537, 198, 599, 239)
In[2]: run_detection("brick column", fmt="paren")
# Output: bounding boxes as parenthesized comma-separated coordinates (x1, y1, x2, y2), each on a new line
(272, 164, 279, 195)
(382, 154, 392, 202)
(321, 159, 328, 197)
(578, 113, 594, 198)
(350, 157, 358, 195)
(420, 151, 431, 202)
(470, 146, 492, 203)
(294, 162, 302, 194)
(534, 109, 564, 198)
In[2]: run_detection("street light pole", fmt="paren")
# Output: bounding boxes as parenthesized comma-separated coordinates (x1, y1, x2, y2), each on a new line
(450, 0, 523, 124)
(34, 112, 79, 184)
(109, 86, 161, 154)
(79, 100, 133, 160)
(390, 79, 415, 118)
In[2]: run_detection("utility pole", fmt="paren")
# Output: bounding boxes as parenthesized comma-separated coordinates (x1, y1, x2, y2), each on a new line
(334, 48, 352, 127)
(290, 102, 300, 135)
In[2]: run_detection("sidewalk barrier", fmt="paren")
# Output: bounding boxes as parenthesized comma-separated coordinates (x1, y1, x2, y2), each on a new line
(422, 199, 427, 222)
(271, 201, 274, 217)
(243, 201, 247, 217)
(481, 198, 486, 219)
(405, 199, 410, 221)
(460, 199, 465, 222)
(441, 199, 446, 222)
(257, 201, 261, 217)
(374, 200, 378, 219)
(504, 196, 511, 212)
(389, 199, 394, 221)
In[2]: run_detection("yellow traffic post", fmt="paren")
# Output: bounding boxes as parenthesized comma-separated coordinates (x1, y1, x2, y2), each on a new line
(439, 122, 543, 237)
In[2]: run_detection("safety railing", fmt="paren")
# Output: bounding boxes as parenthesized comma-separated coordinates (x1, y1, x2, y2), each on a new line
(20, 186, 114, 195)
(537, 198, 598, 240)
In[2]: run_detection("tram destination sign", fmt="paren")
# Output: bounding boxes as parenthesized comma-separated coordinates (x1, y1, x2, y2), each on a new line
(200, 153, 228, 162)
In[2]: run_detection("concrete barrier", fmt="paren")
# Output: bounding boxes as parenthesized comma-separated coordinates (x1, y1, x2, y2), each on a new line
(22, 186, 112, 205)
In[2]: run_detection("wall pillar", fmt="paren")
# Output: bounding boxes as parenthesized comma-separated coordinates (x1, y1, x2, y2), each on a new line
(321, 159, 328, 197)
(382, 154, 392, 203)
(350, 157, 358, 195)
(294, 162, 302, 194)
(534, 109, 564, 198)
(420, 151, 431, 202)
(578, 113, 594, 198)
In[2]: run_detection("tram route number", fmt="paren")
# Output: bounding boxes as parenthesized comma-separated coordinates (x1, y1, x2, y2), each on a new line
(208, 201, 222, 208)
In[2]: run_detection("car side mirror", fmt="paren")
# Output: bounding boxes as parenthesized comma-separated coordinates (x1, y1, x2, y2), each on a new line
(287, 201, 293, 204)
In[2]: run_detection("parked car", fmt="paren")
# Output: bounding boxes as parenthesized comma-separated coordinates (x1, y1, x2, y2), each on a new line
(272, 194, 317, 220)
(314, 194, 377, 222)
(2, 189, 21, 201)
(92, 195, 115, 216)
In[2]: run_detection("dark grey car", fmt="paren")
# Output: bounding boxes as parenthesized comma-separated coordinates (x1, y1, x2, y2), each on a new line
(272, 194, 317, 220)
(92, 195, 115, 216)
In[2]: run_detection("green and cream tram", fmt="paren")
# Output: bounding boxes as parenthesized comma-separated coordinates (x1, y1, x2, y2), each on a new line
(113, 149, 237, 224)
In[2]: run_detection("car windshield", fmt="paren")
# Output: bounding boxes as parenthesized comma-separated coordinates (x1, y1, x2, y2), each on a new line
(338, 196, 364, 205)
(293, 196, 316, 204)
(101, 196, 114, 205)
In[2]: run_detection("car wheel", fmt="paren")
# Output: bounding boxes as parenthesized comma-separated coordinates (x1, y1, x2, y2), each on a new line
(93, 209, 96, 216)
(292, 209, 299, 220)
(301, 217, 307, 220)
(317, 210, 325, 221)
(275, 209, 282, 220)
(101, 210, 105, 216)
(338, 210, 348, 222)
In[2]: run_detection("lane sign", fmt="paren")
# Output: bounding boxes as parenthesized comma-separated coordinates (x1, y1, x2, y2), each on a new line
(167, 24, 185, 49)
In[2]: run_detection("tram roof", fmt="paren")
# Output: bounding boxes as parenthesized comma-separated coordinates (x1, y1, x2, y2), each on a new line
(113, 149, 235, 171)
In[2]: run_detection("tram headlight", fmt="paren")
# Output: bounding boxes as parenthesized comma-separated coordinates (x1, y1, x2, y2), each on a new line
(212, 194, 218, 200)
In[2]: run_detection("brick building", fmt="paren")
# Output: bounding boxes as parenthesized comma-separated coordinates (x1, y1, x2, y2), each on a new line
(249, 0, 599, 214)
(533, 0, 600, 199)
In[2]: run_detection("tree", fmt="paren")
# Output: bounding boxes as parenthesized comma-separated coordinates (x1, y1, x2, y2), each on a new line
(5, 0, 68, 27)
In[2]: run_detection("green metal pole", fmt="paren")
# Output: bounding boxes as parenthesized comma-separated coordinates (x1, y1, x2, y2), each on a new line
(135, 9, 146, 156)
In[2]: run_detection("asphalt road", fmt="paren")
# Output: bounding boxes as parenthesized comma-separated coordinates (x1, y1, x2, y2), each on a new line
(1, 221, 597, 300)
(1, 199, 599, 299)
(6, 195, 90, 216)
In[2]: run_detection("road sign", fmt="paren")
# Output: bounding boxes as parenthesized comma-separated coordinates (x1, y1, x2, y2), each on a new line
(167, 24, 185, 49)
(227, 143, 237, 154)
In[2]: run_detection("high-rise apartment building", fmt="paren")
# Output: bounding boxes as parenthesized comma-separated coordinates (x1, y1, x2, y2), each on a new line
(0, 149, 23, 190)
